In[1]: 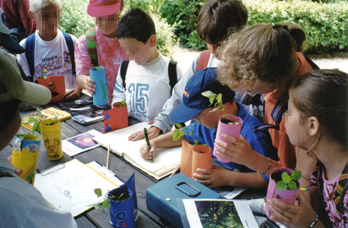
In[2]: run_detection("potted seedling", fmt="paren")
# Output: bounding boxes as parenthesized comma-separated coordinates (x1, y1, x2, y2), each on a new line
(94, 174, 137, 228)
(264, 168, 302, 218)
(202, 90, 243, 163)
(36, 69, 65, 103)
(173, 124, 212, 178)
(104, 100, 128, 133)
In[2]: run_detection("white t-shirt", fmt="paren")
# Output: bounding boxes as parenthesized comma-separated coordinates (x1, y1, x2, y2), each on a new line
(17, 29, 77, 89)
(0, 160, 77, 228)
(112, 53, 182, 122)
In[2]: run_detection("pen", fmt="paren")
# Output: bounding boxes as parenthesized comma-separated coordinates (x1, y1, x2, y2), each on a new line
(106, 144, 110, 169)
(144, 128, 153, 162)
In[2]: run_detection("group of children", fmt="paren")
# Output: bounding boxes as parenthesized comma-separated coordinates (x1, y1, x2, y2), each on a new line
(0, 0, 347, 227)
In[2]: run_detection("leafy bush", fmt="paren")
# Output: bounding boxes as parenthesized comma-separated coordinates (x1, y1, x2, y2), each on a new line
(160, 0, 206, 49)
(60, 0, 94, 38)
(244, 0, 348, 54)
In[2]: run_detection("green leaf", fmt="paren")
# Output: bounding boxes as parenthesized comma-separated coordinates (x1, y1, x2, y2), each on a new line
(101, 199, 111, 209)
(119, 100, 126, 107)
(291, 170, 302, 181)
(201, 90, 216, 106)
(175, 123, 183, 129)
(94, 188, 102, 197)
(216, 93, 223, 107)
(173, 129, 186, 141)
(276, 181, 287, 190)
(281, 172, 291, 184)
(288, 181, 297, 191)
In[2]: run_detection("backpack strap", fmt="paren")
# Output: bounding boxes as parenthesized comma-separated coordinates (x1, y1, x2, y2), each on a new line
(62, 31, 76, 76)
(85, 28, 98, 67)
(302, 53, 320, 70)
(168, 60, 177, 95)
(254, 99, 288, 132)
(120, 60, 130, 89)
(24, 33, 36, 81)
(197, 50, 211, 71)
(335, 163, 348, 215)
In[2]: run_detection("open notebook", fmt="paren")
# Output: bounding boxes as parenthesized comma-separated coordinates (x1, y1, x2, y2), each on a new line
(93, 122, 181, 180)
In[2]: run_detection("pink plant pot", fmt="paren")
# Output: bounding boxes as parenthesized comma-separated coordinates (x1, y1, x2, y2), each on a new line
(213, 114, 243, 163)
(264, 167, 300, 218)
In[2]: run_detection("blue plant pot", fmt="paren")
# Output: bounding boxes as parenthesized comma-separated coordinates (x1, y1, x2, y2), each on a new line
(109, 188, 135, 228)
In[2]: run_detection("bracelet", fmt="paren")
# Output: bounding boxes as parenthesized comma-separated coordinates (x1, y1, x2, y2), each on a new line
(302, 175, 311, 182)
(308, 213, 318, 228)
(258, 158, 272, 175)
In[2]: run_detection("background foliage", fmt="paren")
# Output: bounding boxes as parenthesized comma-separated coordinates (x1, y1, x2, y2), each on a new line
(60, 0, 348, 55)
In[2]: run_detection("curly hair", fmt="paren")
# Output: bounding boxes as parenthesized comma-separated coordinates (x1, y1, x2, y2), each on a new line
(218, 23, 302, 97)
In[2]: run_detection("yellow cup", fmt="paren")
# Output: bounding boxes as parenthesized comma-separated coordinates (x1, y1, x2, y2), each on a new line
(40, 119, 63, 160)
(11, 134, 41, 185)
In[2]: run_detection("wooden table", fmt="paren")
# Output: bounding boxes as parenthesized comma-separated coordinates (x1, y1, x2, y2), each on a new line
(1, 107, 272, 228)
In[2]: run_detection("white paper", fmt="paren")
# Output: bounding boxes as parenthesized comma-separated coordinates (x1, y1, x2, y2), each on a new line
(183, 199, 258, 228)
(62, 129, 103, 156)
(93, 122, 181, 180)
(218, 187, 246, 199)
(34, 159, 123, 217)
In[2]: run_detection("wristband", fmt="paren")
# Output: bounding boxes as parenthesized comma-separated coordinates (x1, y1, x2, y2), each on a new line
(308, 213, 318, 228)
(258, 158, 272, 175)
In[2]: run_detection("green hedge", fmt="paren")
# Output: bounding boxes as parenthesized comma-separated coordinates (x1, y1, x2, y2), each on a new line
(244, 0, 348, 54)
(60, 0, 176, 57)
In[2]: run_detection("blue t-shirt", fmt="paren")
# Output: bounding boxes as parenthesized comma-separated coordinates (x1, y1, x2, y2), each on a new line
(184, 102, 277, 178)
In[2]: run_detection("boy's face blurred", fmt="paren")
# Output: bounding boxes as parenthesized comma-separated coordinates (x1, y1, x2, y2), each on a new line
(206, 42, 222, 60)
(33, 4, 60, 39)
(96, 12, 121, 37)
(193, 107, 221, 129)
(119, 36, 155, 65)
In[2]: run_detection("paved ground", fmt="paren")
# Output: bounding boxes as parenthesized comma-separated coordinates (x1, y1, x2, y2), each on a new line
(172, 47, 348, 74)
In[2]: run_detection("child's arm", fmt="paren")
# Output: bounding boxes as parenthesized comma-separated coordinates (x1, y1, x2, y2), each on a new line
(111, 69, 126, 106)
(193, 166, 268, 189)
(139, 131, 182, 160)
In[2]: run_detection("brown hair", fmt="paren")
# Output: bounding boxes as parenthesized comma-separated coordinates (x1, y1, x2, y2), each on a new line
(197, 0, 248, 45)
(218, 23, 303, 97)
(291, 69, 348, 150)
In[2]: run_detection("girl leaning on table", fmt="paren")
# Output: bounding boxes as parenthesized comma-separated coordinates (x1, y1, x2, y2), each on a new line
(268, 70, 348, 228)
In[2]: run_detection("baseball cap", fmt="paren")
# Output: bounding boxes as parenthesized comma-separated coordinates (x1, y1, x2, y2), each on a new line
(170, 67, 235, 123)
(87, 0, 121, 17)
(0, 8, 25, 54)
(0, 49, 51, 105)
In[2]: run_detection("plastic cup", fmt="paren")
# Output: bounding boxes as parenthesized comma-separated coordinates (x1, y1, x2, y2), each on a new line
(90, 66, 109, 106)
(40, 119, 63, 160)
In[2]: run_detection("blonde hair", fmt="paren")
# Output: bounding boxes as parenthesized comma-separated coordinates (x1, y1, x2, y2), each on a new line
(218, 23, 301, 97)
(29, 0, 61, 12)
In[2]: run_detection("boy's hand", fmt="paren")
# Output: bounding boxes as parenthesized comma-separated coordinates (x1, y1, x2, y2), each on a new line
(140, 142, 155, 160)
(128, 127, 161, 141)
(192, 166, 226, 188)
(214, 134, 256, 167)
(84, 77, 96, 94)
(268, 191, 317, 228)
(63, 87, 82, 100)
(7, 155, 22, 175)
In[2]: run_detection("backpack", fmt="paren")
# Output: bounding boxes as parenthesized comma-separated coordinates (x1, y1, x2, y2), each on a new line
(25, 31, 76, 81)
(196, 50, 211, 71)
(254, 53, 320, 132)
(119, 60, 178, 95)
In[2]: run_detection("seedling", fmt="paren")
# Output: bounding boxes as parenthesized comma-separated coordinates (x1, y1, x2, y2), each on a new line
(173, 123, 201, 146)
(201, 90, 224, 112)
(93, 188, 130, 209)
(24, 108, 57, 133)
(275, 170, 301, 191)
(118, 100, 126, 108)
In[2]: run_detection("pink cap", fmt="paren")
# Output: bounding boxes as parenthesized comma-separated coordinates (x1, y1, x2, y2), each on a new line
(87, 0, 121, 17)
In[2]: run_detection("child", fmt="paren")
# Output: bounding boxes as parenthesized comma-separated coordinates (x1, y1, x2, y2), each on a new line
(75, 0, 127, 104)
(0, 49, 77, 228)
(140, 68, 276, 189)
(128, 0, 248, 141)
(268, 69, 348, 228)
(112, 8, 182, 123)
(17, 0, 81, 100)
(215, 23, 315, 176)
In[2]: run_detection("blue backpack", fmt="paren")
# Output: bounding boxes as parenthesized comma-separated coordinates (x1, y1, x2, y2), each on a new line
(24, 32, 76, 81)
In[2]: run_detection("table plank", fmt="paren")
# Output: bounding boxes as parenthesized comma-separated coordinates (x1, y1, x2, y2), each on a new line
(75, 216, 98, 228)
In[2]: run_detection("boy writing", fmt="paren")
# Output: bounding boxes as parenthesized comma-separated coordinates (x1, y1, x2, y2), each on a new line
(112, 8, 182, 123)
(129, 0, 248, 141)
(140, 68, 276, 189)
(75, 0, 127, 104)
(17, 0, 81, 100)
(0, 49, 77, 228)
